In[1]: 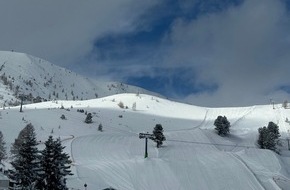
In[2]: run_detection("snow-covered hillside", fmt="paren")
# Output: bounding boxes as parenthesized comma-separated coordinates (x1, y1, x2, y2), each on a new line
(1, 93, 290, 190)
(0, 51, 158, 107)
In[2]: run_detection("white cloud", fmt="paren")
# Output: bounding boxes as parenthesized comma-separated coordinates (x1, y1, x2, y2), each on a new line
(0, 0, 158, 66)
(163, 0, 290, 106)
(1, 0, 290, 107)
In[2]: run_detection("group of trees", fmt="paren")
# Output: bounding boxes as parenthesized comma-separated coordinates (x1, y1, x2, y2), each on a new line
(9, 123, 72, 189)
(257, 122, 280, 152)
(213, 115, 281, 153)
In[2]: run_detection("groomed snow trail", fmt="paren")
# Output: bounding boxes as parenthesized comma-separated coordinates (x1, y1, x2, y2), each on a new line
(71, 128, 266, 190)
(4, 94, 289, 190)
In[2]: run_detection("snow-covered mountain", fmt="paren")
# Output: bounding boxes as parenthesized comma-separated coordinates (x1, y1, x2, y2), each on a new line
(1, 93, 290, 190)
(1, 51, 290, 190)
(0, 51, 159, 107)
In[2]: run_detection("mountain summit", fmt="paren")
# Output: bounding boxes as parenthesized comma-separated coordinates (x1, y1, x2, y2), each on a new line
(0, 51, 157, 107)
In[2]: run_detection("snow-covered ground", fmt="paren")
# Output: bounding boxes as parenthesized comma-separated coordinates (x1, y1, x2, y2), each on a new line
(1, 93, 290, 190)
(0, 51, 160, 107)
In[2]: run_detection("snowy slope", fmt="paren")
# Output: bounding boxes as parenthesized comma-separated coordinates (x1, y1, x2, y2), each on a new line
(0, 51, 159, 107)
(1, 94, 290, 190)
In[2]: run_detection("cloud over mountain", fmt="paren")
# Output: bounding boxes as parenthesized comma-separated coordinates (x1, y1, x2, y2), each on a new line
(1, 0, 290, 106)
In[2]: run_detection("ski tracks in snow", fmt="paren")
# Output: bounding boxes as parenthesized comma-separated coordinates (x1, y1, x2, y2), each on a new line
(228, 153, 266, 190)
(231, 106, 256, 127)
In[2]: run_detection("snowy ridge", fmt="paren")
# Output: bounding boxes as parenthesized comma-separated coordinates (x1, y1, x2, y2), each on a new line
(1, 93, 290, 190)
(0, 51, 159, 107)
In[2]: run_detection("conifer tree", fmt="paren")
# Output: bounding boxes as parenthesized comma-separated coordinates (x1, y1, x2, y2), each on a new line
(37, 136, 72, 190)
(257, 127, 267, 149)
(9, 123, 40, 189)
(0, 131, 6, 163)
(214, 116, 231, 136)
(37, 136, 54, 189)
(53, 138, 72, 181)
(152, 124, 166, 148)
(257, 122, 280, 152)
(85, 113, 93, 123)
(267, 122, 280, 139)
(10, 125, 29, 157)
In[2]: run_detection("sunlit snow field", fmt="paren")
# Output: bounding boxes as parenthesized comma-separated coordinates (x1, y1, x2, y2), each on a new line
(1, 94, 290, 190)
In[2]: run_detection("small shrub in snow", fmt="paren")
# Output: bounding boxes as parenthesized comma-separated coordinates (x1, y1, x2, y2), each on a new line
(283, 100, 288, 109)
(132, 102, 136, 111)
(60, 114, 66, 120)
(118, 101, 124, 109)
(85, 113, 93, 124)
(77, 109, 84, 113)
(98, 124, 103, 132)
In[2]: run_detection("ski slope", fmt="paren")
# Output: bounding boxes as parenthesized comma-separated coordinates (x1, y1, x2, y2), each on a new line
(1, 94, 290, 190)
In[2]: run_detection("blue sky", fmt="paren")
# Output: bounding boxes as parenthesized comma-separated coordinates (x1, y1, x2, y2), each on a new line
(0, 0, 290, 106)
(90, 0, 242, 98)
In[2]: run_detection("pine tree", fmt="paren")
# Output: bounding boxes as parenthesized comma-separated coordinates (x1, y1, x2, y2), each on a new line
(257, 127, 267, 149)
(257, 122, 280, 152)
(152, 124, 166, 148)
(9, 123, 40, 189)
(11, 125, 29, 157)
(267, 122, 280, 139)
(85, 113, 93, 123)
(53, 138, 72, 189)
(214, 116, 231, 136)
(264, 132, 277, 151)
(37, 136, 54, 189)
(37, 136, 72, 190)
(0, 131, 6, 163)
